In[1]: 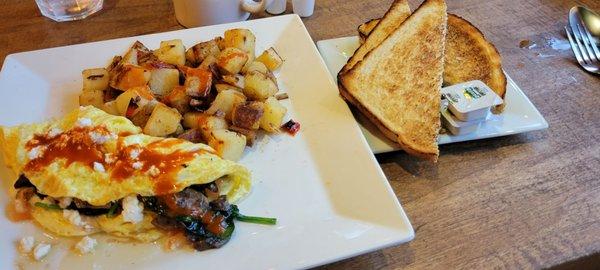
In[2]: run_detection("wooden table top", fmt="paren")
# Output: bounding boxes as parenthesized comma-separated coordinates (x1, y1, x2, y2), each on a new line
(1, 0, 599, 269)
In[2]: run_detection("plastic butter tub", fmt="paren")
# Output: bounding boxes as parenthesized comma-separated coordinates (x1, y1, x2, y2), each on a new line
(441, 80, 503, 122)
(441, 107, 482, 135)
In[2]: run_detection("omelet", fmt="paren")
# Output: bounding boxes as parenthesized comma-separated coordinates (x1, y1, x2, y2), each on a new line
(1, 106, 251, 243)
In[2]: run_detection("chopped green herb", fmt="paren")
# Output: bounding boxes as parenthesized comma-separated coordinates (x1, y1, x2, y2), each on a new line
(232, 205, 277, 225)
(106, 203, 118, 217)
(34, 202, 61, 211)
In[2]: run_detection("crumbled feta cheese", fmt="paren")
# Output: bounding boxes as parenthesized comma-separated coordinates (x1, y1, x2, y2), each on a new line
(89, 132, 111, 144)
(93, 162, 105, 173)
(32, 243, 51, 261)
(48, 127, 62, 138)
(76, 118, 92, 127)
(27, 146, 45, 160)
(75, 236, 97, 254)
(132, 161, 143, 170)
(14, 198, 28, 213)
(147, 166, 160, 177)
(58, 197, 72, 209)
(104, 153, 116, 164)
(129, 149, 141, 159)
(122, 195, 144, 224)
(19, 236, 35, 253)
(63, 209, 85, 227)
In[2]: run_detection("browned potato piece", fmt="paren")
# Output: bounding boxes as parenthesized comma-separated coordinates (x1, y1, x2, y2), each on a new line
(243, 71, 278, 101)
(177, 129, 204, 143)
(130, 101, 158, 127)
(221, 74, 245, 89)
(109, 64, 151, 91)
(163, 86, 191, 114)
(82, 68, 109, 92)
(242, 61, 269, 75)
(102, 101, 120, 115)
(256, 47, 283, 71)
(260, 96, 287, 132)
(183, 67, 212, 97)
(183, 112, 229, 130)
(185, 39, 221, 67)
(229, 126, 257, 146)
(215, 83, 242, 93)
(79, 89, 104, 108)
(153, 39, 186, 66)
(199, 54, 217, 69)
(148, 68, 179, 97)
(115, 86, 155, 117)
(216, 47, 248, 75)
(206, 129, 246, 161)
(121, 41, 154, 66)
(205, 90, 247, 120)
(143, 103, 182, 137)
(231, 101, 264, 130)
(222, 29, 256, 61)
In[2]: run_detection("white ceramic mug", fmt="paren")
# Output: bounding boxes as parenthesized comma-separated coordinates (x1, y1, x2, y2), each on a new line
(173, 0, 273, 28)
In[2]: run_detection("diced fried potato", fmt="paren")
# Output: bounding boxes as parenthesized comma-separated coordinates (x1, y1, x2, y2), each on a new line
(130, 101, 158, 127)
(115, 86, 155, 117)
(243, 71, 278, 101)
(148, 68, 179, 97)
(216, 47, 248, 75)
(82, 68, 109, 92)
(163, 86, 191, 114)
(109, 64, 151, 91)
(177, 129, 204, 143)
(143, 103, 182, 137)
(122, 47, 138, 65)
(199, 55, 217, 69)
(222, 29, 256, 61)
(79, 89, 104, 108)
(221, 74, 245, 89)
(183, 67, 212, 97)
(260, 96, 287, 132)
(242, 61, 269, 74)
(102, 101, 119, 115)
(231, 101, 264, 130)
(153, 39, 186, 66)
(229, 126, 257, 146)
(185, 39, 221, 67)
(256, 47, 283, 71)
(215, 83, 242, 93)
(205, 90, 247, 120)
(183, 112, 229, 131)
(206, 129, 246, 161)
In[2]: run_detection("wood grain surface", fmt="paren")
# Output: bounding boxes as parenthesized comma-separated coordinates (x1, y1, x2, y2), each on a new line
(1, 0, 599, 269)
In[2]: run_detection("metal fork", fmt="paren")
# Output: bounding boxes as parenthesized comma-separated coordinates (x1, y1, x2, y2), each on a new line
(565, 24, 600, 74)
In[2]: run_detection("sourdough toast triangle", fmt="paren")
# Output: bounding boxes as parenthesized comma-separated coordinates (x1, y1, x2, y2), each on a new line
(338, 0, 447, 161)
(342, 0, 411, 73)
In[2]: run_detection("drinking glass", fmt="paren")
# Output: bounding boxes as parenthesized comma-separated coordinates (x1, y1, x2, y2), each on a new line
(35, 0, 103, 22)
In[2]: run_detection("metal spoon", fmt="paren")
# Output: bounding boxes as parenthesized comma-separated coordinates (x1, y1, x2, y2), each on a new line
(570, 6, 600, 45)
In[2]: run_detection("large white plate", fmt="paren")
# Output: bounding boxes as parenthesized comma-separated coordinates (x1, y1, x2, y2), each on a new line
(317, 36, 549, 154)
(0, 15, 414, 270)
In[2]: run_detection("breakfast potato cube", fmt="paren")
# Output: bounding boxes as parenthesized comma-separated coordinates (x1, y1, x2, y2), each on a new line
(82, 68, 109, 92)
(109, 64, 151, 91)
(205, 90, 247, 120)
(242, 61, 269, 75)
(256, 47, 283, 71)
(183, 67, 213, 97)
(115, 86, 155, 117)
(183, 112, 228, 131)
(102, 101, 120, 115)
(163, 86, 191, 114)
(229, 126, 257, 146)
(153, 39, 186, 66)
(79, 89, 104, 108)
(206, 129, 246, 161)
(143, 103, 182, 137)
(216, 47, 248, 75)
(243, 71, 278, 101)
(222, 29, 256, 61)
(130, 101, 158, 127)
(199, 55, 217, 69)
(185, 39, 221, 67)
(215, 83, 242, 93)
(122, 47, 138, 65)
(221, 74, 245, 89)
(148, 68, 179, 97)
(260, 96, 287, 132)
(231, 101, 264, 130)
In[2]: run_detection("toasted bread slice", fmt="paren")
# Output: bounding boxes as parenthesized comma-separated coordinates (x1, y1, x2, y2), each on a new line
(358, 19, 380, 44)
(444, 14, 507, 113)
(341, 0, 411, 73)
(358, 14, 507, 112)
(339, 0, 447, 161)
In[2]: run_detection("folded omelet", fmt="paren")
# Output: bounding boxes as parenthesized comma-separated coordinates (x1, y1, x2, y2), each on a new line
(1, 106, 251, 242)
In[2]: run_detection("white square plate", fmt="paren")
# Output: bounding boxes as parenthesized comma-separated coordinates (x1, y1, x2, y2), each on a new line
(317, 36, 549, 154)
(0, 15, 414, 270)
